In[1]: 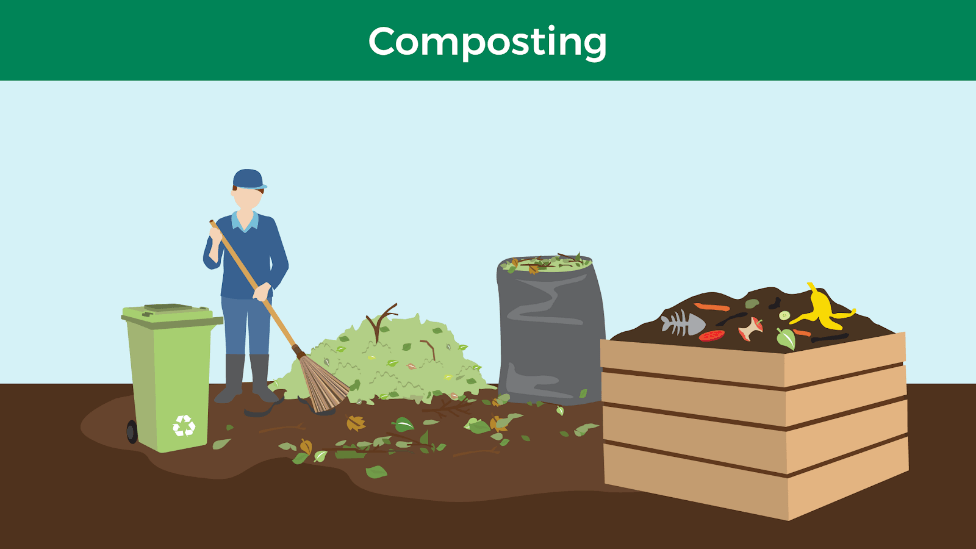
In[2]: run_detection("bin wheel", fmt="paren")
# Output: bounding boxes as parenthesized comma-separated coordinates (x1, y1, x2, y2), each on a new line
(126, 420, 138, 444)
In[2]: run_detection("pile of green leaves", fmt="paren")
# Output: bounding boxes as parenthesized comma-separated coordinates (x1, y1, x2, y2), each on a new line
(270, 313, 492, 405)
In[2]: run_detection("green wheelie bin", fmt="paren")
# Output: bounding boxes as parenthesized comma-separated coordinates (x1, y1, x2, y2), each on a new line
(121, 304, 223, 453)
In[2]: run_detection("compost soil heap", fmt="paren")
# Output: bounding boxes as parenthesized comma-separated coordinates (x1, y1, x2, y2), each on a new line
(612, 285, 893, 353)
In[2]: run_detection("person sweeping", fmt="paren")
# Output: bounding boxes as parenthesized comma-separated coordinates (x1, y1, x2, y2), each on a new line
(204, 169, 287, 404)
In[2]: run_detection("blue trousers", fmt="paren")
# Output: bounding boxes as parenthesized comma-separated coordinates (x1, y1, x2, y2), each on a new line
(221, 296, 272, 355)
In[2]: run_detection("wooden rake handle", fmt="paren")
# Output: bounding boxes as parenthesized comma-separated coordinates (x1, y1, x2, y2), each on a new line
(209, 220, 305, 358)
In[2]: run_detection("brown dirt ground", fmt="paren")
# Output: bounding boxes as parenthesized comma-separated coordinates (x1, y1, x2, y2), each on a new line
(80, 385, 625, 501)
(3, 384, 972, 547)
(612, 286, 894, 353)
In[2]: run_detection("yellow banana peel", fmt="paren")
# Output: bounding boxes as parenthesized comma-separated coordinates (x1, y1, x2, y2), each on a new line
(789, 282, 856, 331)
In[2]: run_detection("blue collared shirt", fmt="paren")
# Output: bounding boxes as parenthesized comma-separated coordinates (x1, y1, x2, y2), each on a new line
(204, 212, 289, 299)
(232, 211, 260, 233)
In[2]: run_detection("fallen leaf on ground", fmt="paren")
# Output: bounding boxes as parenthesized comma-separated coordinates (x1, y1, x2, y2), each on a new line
(346, 416, 366, 432)
(213, 439, 231, 450)
(423, 420, 439, 425)
(366, 466, 388, 479)
(292, 453, 309, 464)
(335, 450, 366, 459)
(300, 439, 313, 456)
(391, 417, 414, 432)
(469, 420, 491, 435)
(521, 435, 531, 442)
(574, 423, 600, 437)
(314, 451, 328, 462)
(226, 425, 234, 431)
(279, 442, 297, 451)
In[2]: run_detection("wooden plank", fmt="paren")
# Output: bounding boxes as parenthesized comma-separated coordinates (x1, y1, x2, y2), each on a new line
(603, 400, 908, 474)
(783, 332, 906, 386)
(602, 366, 906, 427)
(601, 339, 786, 386)
(604, 442, 789, 519)
(787, 438, 909, 519)
(785, 366, 906, 426)
(600, 332, 905, 388)
(604, 438, 909, 520)
(786, 399, 907, 472)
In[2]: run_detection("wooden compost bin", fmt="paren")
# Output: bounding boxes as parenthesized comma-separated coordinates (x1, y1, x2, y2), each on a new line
(601, 333, 908, 520)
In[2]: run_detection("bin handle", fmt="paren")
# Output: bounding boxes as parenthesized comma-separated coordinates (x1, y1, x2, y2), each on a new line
(210, 220, 301, 354)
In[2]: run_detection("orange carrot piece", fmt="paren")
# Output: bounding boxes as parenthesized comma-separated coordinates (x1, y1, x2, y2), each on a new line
(694, 303, 730, 312)
(794, 329, 811, 337)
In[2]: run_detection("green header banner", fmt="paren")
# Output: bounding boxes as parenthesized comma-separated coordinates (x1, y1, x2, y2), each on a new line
(2, 0, 974, 80)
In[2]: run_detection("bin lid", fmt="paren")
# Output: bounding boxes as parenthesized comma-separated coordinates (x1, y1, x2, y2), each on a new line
(122, 304, 216, 324)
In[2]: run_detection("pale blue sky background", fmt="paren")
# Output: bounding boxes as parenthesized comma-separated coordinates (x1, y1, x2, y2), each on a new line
(1, 82, 972, 384)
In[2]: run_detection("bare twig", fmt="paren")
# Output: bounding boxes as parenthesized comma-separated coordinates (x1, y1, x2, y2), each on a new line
(422, 398, 474, 418)
(453, 446, 500, 457)
(419, 339, 435, 361)
(366, 303, 399, 343)
(385, 431, 424, 445)
(258, 423, 305, 433)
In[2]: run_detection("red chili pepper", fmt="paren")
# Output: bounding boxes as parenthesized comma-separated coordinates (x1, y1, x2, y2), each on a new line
(699, 330, 725, 342)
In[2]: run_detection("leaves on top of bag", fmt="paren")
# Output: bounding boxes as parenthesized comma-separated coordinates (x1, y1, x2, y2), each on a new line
(579, 388, 588, 399)
(346, 416, 366, 432)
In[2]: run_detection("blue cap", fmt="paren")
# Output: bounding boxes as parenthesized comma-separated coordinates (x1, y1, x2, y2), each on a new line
(233, 169, 267, 190)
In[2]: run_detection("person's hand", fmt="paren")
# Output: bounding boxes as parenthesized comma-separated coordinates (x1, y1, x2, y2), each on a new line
(253, 282, 271, 302)
(209, 226, 223, 242)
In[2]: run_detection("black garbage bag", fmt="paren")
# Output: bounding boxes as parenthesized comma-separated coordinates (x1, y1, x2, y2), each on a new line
(496, 256, 606, 405)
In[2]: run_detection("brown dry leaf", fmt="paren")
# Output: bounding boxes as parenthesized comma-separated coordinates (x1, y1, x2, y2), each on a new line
(300, 438, 313, 456)
(346, 416, 366, 432)
(490, 416, 508, 433)
(491, 398, 499, 407)
(512, 258, 519, 267)
(528, 265, 539, 275)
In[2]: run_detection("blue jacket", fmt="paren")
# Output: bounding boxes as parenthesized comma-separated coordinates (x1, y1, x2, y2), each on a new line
(204, 213, 289, 299)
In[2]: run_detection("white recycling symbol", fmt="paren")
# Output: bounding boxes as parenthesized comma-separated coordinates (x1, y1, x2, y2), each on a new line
(173, 415, 195, 437)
